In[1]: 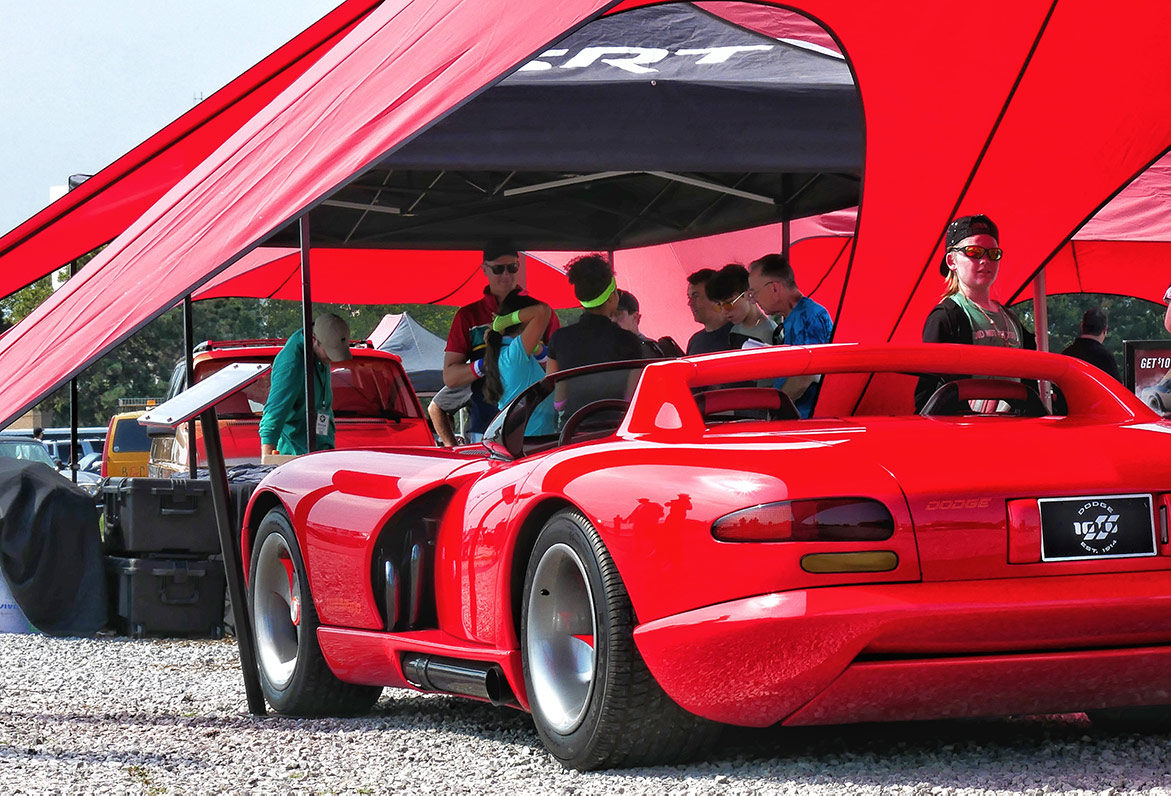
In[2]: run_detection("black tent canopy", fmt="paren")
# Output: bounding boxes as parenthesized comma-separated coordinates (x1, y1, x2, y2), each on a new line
(267, 3, 862, 251)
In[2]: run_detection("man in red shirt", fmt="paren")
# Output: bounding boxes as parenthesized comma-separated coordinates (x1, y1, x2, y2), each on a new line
(428, 241, 559, 446)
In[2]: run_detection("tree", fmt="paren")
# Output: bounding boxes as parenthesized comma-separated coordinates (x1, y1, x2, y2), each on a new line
(1011, 293, 1166, 382)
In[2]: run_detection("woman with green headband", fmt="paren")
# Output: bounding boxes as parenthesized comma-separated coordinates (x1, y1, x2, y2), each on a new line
(483, 288, 555, 435)
(547, 254, 644, 421)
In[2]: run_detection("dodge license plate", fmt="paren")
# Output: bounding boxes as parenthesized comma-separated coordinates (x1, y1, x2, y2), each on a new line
(1039, 494, 1156, 562)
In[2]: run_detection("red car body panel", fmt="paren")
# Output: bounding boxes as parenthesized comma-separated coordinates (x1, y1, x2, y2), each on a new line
(242, 343, 1171, 724)
(633, 572, 1171, 726)
(242, 447, 486, 629)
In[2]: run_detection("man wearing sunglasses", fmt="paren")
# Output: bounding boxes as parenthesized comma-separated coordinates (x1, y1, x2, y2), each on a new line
(429, 239, 560, 446)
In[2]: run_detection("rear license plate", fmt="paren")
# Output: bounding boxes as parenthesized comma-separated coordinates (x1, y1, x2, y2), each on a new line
(1039, 494, 1156, 562)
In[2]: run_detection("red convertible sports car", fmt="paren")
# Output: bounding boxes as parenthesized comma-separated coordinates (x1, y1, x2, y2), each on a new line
(241, 343, 1171, 770)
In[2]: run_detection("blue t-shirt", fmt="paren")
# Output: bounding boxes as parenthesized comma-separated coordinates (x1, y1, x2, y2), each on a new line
(498, 336, 555, 436)
(775, 296, 833, 417)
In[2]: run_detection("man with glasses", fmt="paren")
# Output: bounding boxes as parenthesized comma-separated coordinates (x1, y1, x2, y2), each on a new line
(707, 264, 779, 346)
(428, 240, 560, 446)
(748, 253, 833, 417)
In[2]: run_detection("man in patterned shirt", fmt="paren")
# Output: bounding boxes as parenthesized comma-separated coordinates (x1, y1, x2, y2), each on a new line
(748, 253, 833, 417)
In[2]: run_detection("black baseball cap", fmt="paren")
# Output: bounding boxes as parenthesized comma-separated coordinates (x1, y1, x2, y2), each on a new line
(940, 214, 999, 276)
(616, 289, 639, 314)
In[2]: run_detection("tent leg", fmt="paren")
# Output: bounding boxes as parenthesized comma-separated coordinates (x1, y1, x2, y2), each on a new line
(300, 216, 316, 453)
(184, 296, 197, 478)
(69, 259, 79, 484)
(1033, 268, 1052, 408)
(201, 406, 267, 716)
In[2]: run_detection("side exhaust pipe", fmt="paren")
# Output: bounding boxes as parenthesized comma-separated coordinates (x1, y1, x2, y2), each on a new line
(401, 654, 517, 707)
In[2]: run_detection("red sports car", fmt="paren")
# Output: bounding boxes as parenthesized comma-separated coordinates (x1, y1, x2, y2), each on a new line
(241, 343, 1171, 770)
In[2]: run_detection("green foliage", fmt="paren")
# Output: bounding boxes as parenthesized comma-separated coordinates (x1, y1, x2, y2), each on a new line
(2, 277, 465, 426)
(1010, 293, 1167, 365)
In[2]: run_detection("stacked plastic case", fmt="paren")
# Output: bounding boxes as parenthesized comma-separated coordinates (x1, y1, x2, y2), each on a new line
(102, 478, 226, 638)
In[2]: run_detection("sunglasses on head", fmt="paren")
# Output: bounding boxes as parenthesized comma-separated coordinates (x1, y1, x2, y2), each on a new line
(716, 291, 747, 312)
(949, 245, 1003, 261)
(486, 262, 520, 275)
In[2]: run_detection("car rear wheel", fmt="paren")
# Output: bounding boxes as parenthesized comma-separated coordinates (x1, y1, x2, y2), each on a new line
(521, 508, 718, 770)
(250, 507, 381, 716)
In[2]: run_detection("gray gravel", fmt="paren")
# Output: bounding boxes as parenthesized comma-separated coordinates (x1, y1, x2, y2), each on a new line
(1, 634, 1170, 794)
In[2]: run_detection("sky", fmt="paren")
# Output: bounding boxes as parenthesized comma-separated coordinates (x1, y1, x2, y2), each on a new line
(0, 0, 343, 235)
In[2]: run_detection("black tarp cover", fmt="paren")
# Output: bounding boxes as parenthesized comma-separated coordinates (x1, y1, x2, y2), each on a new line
(388, 2, 860, 171)
(0, 460, 107, 635)
(275, 2, 863, 249)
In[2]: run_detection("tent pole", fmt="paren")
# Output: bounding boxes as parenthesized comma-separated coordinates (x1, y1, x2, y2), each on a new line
(69, 258, 79, 484)
(782, 219, 791, 258)
(300, 216, 316, 453)
(1033, 267, 1052, 407)
(183, 296, 197, 478)
(1032, 267, 1049, 352)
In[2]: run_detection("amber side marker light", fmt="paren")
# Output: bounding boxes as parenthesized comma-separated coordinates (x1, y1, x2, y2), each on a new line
(800, 551, 899, 573)
(712, 498, 895, 543)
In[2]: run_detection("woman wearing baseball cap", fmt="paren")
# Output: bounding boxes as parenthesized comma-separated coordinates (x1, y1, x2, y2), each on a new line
(914, 214, 1035, 410)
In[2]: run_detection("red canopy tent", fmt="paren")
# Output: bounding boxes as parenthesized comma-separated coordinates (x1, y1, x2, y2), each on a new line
(789, 150, 1171, 316)
(3, 0, 1171, 427)
(192, 248, 579, 308)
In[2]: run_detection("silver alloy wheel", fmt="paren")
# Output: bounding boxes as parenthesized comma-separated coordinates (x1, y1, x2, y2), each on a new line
(526, 542, 597, 734)
(253, 531, 302, 690)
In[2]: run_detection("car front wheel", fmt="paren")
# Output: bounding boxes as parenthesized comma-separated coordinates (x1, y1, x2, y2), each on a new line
(521, 508, 718, 770)
(249, 507, 381, 716)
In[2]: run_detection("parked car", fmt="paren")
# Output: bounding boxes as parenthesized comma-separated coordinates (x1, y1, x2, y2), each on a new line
(1139, 374, 1171, 415)
(0, 435, 103, 498)
(102, 411, 151, 477)
(149, 338, 433, 477)
(44, 436, 105, 467)
(239, 344, 1171, 770)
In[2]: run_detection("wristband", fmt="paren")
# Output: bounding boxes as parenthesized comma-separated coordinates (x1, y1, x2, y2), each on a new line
(532, 343, 548, 363)
(491, 310, 523, 333)
(553, 398, 568, 412)
(471, 359, 484, 378)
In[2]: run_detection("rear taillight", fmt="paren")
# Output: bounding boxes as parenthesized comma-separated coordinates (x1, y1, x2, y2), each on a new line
(712, 498, 894, 543)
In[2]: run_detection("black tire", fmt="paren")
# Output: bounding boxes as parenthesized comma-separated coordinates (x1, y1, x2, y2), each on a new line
(249, 507, 381, 716)
(520, 508, 719, 770)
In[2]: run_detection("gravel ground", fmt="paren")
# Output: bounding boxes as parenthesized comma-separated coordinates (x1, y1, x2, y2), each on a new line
(1, 634, 1170, 795)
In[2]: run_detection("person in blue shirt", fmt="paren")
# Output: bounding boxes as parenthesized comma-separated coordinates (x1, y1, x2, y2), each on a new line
(748, 253, 833, 417)
(482, 289, 555, 436)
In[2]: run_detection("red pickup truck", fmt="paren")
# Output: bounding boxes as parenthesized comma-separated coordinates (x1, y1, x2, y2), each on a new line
(148, 339, 434, 477)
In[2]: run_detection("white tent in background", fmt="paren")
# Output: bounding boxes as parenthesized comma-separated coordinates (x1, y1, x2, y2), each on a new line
(369, 313, 447, 395)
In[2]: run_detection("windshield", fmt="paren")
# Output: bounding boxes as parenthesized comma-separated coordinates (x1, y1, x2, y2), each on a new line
(485, 360, 656, 456)
(0, 439, 56, 467)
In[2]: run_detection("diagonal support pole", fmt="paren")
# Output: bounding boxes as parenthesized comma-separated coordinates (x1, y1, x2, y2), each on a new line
(201, 406, 266, 716)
